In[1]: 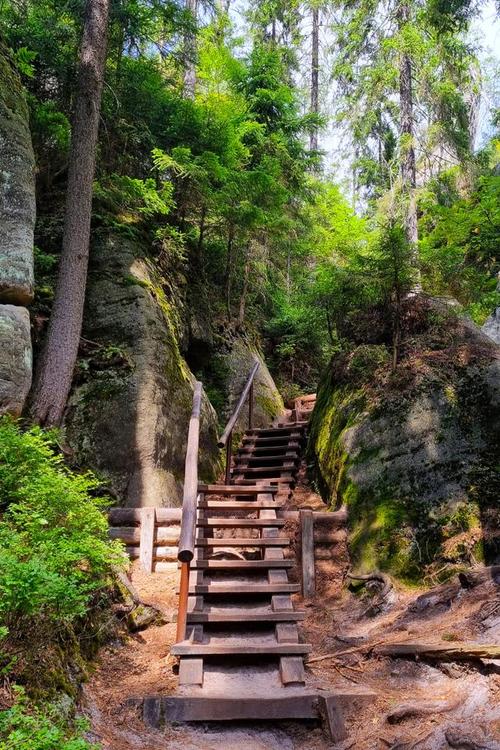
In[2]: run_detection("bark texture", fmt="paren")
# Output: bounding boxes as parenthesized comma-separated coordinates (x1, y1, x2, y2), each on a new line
(30, 0, 110, 425)
(397, 0, 421, 288)
(183, 0, 198, 99)
(310, 4, 319, 153)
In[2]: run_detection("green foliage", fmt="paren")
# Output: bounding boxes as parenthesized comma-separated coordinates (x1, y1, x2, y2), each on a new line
(0, 418, 124, 629)
(420, 159, 500, 322)
(0, 687, 99, 750)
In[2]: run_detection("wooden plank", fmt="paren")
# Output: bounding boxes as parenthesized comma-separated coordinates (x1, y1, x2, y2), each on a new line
(171, 642, 312, 656)
(178, 657, 204, 686)
(195, 537, 289, 547)
(184, 583, 301, 594)
(280, 656, 305, 685)
(319, 696, 347, 742)
(186, 611, 306, 623)
(301, 509, 315, 598)
(139, 507, 156, 573)
(275, 623, 300, 643)
(159, 694, 319, 723)
(190, 559, 294, 569)
(198, 484, 278, 495)
(197, 500, 285, 510)
(196, 518, 286, 528)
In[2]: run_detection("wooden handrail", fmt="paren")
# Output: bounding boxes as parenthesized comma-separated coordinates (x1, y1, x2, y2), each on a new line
(178, 380, 202, 563)
(176, 380, 202, 643)
(218, 361, 259, 448)
(217, 361, 259, 484)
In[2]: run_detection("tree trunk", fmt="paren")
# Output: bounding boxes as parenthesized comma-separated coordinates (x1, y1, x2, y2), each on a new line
(225, 226, 234, 320)
(237, 252, 250, 328)
(30, 0, 110, 426)
(310, 4, 319, 153)
(183, 0, 198, 99)
(397, 0, 421, 289)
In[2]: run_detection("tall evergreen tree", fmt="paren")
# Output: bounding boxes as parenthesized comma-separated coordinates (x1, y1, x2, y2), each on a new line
(30, 0, 110, 425)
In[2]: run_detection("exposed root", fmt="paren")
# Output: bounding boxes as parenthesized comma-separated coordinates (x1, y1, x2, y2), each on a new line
(445, 727, 500, 749)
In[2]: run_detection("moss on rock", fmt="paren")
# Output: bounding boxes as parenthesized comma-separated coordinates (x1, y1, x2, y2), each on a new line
(308, 298, 500, 582)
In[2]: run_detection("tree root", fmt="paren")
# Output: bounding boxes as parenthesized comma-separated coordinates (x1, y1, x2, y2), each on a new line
(346, 569, 394, 616)
(375, 642, 500, 661)
(113, 568, 164, 632)
(386, 699, 460, 724)
(445, 727, 500, 750)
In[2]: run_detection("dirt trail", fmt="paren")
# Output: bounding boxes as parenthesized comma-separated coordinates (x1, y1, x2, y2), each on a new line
(83, 435, 500, 748)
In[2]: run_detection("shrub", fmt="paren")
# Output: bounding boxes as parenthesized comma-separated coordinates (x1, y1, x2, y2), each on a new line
(0, 416, 124, 633)
(0, 687, 99, 750)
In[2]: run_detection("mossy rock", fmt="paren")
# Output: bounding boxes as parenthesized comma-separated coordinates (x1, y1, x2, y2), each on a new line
(308, 311, 500, 582)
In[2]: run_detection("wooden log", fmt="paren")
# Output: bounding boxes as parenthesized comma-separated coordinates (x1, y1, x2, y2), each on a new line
(110, 526, 180, 545)
(375, 642, 500, 661)
(109, 507, 181, 525)
(198, 483, 278, 495)
(140, 507, 156, 573)
(125, 545, 178, 560)
(301, 509, 315, 598)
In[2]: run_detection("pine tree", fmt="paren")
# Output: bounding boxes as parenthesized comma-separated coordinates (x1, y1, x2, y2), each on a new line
(30, 0, 110, 425)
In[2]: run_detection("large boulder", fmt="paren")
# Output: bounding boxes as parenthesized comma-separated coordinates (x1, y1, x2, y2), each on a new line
(215, 338, 284, 441)
(482, 307, 500, 345)
(0, 305, 32, 415)
(65, 233, 221, 507)
(308, 298, 500, 581)
(0, 46, 35, 305)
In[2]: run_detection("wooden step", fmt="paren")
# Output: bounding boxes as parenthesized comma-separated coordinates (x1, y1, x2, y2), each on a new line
(190, 559, 294, 570)
(195, 537, 289, 547)
(187, 609, 305, 622)
(242, 435, 301, 445)
(196, 518, 286, 528)
(234, 466, 295, 475)
(198, 484, 278, 495)
(233, 479, 293, 487)
(238, 443, 301, 455)
(234, 454, 299, 465)
(185, 583, 301, 594)
(246, 426, 305, 436)
(197, 500, 285, 510)
(171, 641, 311, 656)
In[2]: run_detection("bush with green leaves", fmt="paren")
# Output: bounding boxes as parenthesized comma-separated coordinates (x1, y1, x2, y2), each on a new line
(0, 687, 99, 750)
(0, 417, 124, 632)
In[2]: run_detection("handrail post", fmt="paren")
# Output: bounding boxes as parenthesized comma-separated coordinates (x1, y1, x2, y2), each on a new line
(249, 382, 254, 429)
(225, 432, 232, 485)
(176, 561, 190, 642)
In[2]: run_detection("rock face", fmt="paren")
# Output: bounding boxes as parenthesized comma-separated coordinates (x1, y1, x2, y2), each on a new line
(482, 307, 500, 345)
(0, 305, 32, 415)
(0, 46, 35, 417)
(309, 299, 500, 581)
(0, 46, 35, 305)
(66, 233, 221, 507)
(216, 337, 284, 439)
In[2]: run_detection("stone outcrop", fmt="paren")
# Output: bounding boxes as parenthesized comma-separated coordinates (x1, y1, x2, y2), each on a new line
(0, 305, 32, 415)
(0, 46, 36, 416)
(216, 337, 284, 440)
(66, 233, 221, 507)
(308, 298, 500, 581)
(482, 307, 500, 345)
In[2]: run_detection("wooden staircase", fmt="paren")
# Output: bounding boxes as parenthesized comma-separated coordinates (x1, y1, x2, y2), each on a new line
(143, 376, 369, 739)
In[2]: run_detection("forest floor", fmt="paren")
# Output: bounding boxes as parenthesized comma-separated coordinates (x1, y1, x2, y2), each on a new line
(82, 466, 500, 750)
